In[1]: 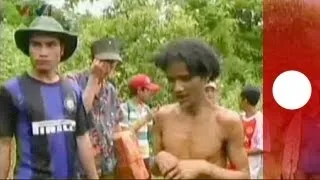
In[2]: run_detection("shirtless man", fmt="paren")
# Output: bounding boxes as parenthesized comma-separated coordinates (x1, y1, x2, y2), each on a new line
(151, 38, 250, 179)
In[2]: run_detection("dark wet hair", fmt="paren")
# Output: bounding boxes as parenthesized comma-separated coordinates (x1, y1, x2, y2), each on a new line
(241, 85, 261, 106)
(154, 38, 221, 81)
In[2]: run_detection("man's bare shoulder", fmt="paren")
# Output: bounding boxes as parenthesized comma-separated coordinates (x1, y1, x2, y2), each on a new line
(154, 103, 179, 120)
(216, 106, 242, 127)
(215, 106, 244, 140)
(153, 104, 177, 129)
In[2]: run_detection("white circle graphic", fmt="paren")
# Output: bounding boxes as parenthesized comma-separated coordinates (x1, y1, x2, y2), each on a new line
(272, 70, 312, 110)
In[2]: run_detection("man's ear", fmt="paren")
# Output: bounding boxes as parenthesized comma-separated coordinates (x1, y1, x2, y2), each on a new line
(60, 44, 65, 57)
(243, 98, 249, 105)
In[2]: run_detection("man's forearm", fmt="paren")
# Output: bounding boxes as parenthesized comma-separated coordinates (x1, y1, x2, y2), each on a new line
(83, 75, 101, 112)
(131, 118, 150, 132)
(0, 138, 12, 179)
(77, 134, 99, 179)
(203, 161, 250, 179)
(83, 86, 96, 112)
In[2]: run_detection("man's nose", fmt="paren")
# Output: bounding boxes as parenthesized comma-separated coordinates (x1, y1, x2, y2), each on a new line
(174, 81, 184, 93)
(39, 47, 49, 57)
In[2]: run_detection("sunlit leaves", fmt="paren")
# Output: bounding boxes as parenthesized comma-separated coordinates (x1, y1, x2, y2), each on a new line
(1, 0, 262, 110)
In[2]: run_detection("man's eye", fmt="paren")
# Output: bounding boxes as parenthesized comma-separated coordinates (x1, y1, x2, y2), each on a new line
(47, 42, 57, 47)
(30, 42, 40, 47)
(167, 77, 174, 83)
(181, 76, 191, 81)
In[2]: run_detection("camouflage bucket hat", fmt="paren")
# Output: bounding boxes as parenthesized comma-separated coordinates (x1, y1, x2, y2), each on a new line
(14, 16, 78, 62)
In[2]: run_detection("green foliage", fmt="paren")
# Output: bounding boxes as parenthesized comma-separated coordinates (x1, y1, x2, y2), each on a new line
(0, 0, 262, 111)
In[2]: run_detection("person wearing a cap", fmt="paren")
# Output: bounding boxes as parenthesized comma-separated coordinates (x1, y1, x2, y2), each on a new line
(205, 81, 219, 104)
(119, 74, 160, 178)
(66, 37, 124, 179)
(150, 38, 249, 179)
(0, 16, 98, 179)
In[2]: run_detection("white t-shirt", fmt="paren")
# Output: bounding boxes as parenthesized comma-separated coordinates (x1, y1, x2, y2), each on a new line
(241, 111, 263, 179)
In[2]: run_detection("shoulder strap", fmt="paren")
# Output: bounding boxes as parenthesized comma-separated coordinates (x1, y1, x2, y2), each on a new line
(145, 105, 152, 115)
(127, 101, 131, 121)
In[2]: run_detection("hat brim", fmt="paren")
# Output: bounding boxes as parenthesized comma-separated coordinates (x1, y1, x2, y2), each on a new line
(14, 28, 78, 62)
(145, 83, 161, 93)
(95, 52, 122, 62)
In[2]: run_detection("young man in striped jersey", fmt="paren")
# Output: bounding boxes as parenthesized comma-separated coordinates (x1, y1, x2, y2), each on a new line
(0, 16, 98, 179)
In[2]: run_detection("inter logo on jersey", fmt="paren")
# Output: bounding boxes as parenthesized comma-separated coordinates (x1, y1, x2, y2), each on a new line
(32, 119, 76, 135)
(64, 93, 76, 113)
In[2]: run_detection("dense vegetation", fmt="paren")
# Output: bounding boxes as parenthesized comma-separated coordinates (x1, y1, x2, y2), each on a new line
(0, 0, 262, 110)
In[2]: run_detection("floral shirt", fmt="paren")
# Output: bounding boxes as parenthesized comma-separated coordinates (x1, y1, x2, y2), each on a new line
(66, 70, 123, 177)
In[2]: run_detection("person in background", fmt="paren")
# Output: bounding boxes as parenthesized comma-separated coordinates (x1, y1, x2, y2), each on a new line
(119, 74, 160, 179)
(239, 85, 263, 179)
(0, 16, 98, 179)
(205, 81, 219, 104)
(66, 37, 123, 179)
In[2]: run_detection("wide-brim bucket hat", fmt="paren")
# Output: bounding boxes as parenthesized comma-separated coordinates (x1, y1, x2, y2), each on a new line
(14, 16, 78, 62)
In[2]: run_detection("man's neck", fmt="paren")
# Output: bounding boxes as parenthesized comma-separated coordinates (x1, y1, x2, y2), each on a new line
(29, 70, 60, 84)
(244, 107, 258, 118)
(210, 97, 218, 105)
(132, 96, 146, 107)
(181, 96, 211, 117)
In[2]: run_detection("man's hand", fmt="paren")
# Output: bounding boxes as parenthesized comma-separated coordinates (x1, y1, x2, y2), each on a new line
(87, 75, 102, 96)
(147, 106, 160, 122)
(130, 106, 160, 133)
(155, 151, 179, 177)
(166, 160, 208, 179)
(89, 59, 107, 95)
(91, 59, 108, 81)
(76, 133, 99, 179)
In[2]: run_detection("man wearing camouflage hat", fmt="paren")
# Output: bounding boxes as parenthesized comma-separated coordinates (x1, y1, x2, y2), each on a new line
(67, 37, 124, 179)
(0, 16, 98, 179)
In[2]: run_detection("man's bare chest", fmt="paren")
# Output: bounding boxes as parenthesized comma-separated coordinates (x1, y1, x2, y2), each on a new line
(162, 119, 226, 160)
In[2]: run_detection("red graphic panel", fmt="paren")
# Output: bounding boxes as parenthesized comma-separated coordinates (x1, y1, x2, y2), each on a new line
(264, 0, 320, 179)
